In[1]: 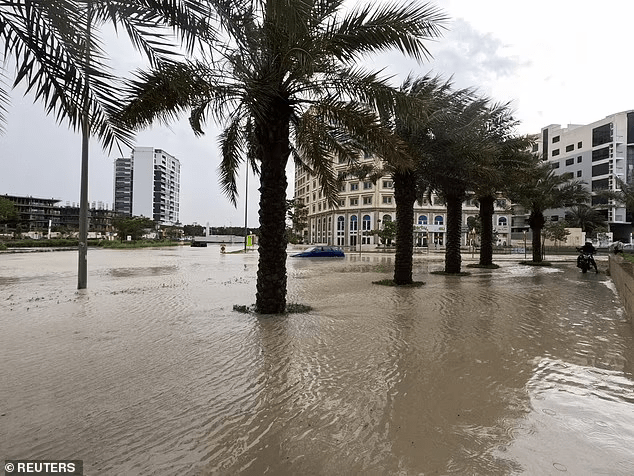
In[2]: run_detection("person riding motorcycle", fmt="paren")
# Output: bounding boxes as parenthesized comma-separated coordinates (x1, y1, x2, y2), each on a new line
(577, 241, 598, 273)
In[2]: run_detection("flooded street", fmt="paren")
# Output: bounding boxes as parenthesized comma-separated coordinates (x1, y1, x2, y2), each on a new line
(1, 246, 633, 475)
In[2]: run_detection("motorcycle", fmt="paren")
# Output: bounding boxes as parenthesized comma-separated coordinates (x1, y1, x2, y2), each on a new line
(576, 247, 595, 273)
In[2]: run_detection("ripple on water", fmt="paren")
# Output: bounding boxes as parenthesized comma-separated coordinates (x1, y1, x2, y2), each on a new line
(1, 250, 632, 475)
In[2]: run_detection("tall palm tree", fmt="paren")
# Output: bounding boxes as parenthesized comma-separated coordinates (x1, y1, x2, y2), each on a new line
(508, 160, 589, 263)
(469, 104, 535, 266)
(412, 94, 490, 273)
(390, 74, 461, 283)
(119, 0, 447, 313)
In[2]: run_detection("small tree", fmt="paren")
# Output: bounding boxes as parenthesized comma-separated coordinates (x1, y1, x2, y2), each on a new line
(543, 221, 570, 247)
(0, 197, 18, 224)
(373, 220, 397, 247)
(183, 224, 205, 239)
(286, 199, 308, 244)
(113, 216, 155, 242)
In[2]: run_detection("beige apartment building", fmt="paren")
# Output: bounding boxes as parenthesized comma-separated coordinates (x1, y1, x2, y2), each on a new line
(293, 154, 512, 251)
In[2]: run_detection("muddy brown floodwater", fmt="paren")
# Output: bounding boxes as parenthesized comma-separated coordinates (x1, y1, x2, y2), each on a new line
(0, 246, 633, 475)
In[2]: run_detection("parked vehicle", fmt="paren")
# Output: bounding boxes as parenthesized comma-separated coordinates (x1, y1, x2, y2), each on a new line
(292, 246, 345, 258)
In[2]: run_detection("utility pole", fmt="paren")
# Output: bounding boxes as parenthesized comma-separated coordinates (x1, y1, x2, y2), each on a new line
(78, 1, 91, 289)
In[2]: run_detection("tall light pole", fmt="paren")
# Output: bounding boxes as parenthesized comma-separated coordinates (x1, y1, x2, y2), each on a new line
(78, 1, 92, 289)
(244, 165, 248, 252)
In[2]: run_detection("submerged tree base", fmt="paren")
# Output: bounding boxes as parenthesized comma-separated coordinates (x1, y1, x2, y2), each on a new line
(466, 263, 500, 269)
(233, 303, 313, 314)
(372, 279, 425, 287)
(520, 261, 552, 267)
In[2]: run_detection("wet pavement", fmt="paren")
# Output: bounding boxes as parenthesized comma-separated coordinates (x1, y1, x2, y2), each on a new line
(0, 246, 632, 475)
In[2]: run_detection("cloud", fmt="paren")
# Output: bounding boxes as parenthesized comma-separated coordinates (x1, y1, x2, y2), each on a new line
(429, 18, 528, 90)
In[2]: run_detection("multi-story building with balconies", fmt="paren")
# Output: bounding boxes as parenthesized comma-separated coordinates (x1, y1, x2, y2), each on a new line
(114, 147, 181, 226)
(534, 110, 634, 242)
(293, 154, 512, 250)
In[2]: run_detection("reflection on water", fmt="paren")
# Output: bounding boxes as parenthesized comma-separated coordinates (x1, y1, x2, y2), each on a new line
(0, 247, 632, 475)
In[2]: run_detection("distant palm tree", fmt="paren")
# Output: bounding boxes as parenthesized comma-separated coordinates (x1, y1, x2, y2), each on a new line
(120, 0, 447, 312)
(509, 160, 589, 263)
(565, 205, 607, 237)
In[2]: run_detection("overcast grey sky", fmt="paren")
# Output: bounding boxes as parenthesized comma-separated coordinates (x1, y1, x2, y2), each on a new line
(1, 0, 632, 227)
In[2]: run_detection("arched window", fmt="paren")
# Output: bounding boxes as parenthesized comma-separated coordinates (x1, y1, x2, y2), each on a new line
(350, 215, 358, 231)
(383, 214, 392, 223)
(418, 215, 428, 225)
(498, 216, 508, 226)
(435, 215, 444, 225)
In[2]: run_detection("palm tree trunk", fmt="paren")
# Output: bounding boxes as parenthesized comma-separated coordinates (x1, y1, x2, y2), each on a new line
(393, 170, 416, 284)
(445, 193, 463, 273)
(478, 194, 494, 266)
(255, 110, 290, 314)
(529, 210, 545, 263)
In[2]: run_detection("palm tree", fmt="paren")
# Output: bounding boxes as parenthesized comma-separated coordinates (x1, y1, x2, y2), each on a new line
(390, 74, 460, 283)
(0, 1, 211, 287)
(412, 94, 491, 273)
(565, 205, 607, 237)
(119, 0, 447, 313)
(469, 104, 535, 266)
(508, 160, 590, 263)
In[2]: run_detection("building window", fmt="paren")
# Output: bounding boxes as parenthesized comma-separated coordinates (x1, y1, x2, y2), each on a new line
(362, 215, 372, 244)
(551, 215, 559, 221)
(552, 162, 560, 169)
(552, 135, 560, 143)
(592, 123, 612, 147)
(350, 197, 359, 206)
(566, 144, 574, 152)
(337, 216, 345, 246)
(339, 183, 346, 192)
(363, 181, 372, 190)
(363, 196, 372, 205)
(349, 215, 357, 246)
(338, 199, 345, 207)
(577, 156, 583, 163)
(498, 216, 507, 226)
(418, 215, 427, 225)
(383, 214, 392, 223)
(592, 147, 610, 162)
(592, 178, 609, 191)
(565, 158, 574, 166)
(592, 163, 610, 177)
(350, 183, 359, 191)
(435, 215, 443, 225)
(578, 141, 583, 148)
(532, 144, 539, 152)
(552, 149, 560, 157)
(382, 196, 393, 204)
(382, 180, 394, 188)
(577, 170, 582, 178)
